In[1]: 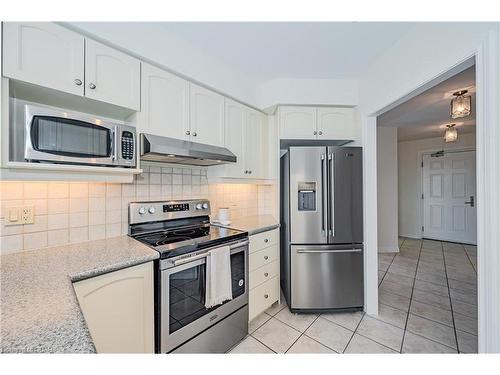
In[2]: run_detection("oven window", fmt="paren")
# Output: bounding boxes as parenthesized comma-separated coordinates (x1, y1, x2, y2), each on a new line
(169, 251, 245, 334)
(31, 116, 111, 158)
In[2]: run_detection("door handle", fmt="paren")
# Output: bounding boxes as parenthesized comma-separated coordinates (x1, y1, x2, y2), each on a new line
(328, 153, 334, 236)
(465, 196, 475, 207)
(296, 248, 362, 254)
(321, 154, 327, 237)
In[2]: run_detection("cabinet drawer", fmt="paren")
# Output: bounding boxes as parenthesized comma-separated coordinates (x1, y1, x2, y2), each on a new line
(249, 276, 279, 320)
(249, 245, 278, 272)
(249, 260, 279, 290)
(249, 228, 279, 253)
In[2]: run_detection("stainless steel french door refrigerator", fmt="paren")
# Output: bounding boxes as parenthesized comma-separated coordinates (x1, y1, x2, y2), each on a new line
(280, 145, 364, 312)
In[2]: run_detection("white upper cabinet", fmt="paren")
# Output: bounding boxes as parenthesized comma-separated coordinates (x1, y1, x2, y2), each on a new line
(279, 106, 317, 139)
(224, 98, 246, 178)
(140, 62, 190, 139)
(189, 83, 225, 147)
(2, 22, 85, 96)
(317, 107, 356, 140)
(85, 39, 140, 110)
(245, 109, 264, 178)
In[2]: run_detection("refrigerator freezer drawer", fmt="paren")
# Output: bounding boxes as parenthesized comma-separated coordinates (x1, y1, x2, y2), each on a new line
(290, 245, 364, 310)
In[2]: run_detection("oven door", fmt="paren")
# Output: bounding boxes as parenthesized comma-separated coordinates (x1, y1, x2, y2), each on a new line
(24, 105, 116, 165)
(160, 240, 248, 353)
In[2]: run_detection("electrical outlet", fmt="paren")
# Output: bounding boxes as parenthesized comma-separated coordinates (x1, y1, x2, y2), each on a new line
(21, 206, 34, 224)
(5, 205, 34, 225)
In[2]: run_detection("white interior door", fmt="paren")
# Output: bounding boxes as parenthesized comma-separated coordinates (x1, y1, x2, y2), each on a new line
(422, 151, 477, 245)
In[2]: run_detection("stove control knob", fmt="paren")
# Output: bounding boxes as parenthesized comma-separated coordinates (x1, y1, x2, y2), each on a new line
(202, 203, 208, 209)
(195, 203, 203, 210)
(148, 207, 156, 214)
(138, 207, 146, 215)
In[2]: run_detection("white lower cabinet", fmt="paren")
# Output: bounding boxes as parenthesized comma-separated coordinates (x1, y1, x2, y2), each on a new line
(73, 262, 154, 353)
(248, 228, 280, 320)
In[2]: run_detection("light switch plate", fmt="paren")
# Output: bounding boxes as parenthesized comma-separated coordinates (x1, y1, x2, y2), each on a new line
(5, 206, 34, 225)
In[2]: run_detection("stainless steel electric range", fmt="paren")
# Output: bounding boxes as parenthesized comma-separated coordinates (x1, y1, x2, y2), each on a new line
(128, 199, 249, 353)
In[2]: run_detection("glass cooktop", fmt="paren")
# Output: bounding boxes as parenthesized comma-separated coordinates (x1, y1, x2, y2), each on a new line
(134, 224, 247, 259)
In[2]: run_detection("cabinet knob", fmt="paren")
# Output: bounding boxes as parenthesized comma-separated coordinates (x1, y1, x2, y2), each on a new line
(313, 131, 317, 135)
(264, 272, 269, 277)
(89, 83, 96, 89)
(192, 132, 197, 137)
(248, 170, 252, 174)
(264, 255, 269, 260)
(74, 79, 82, 86)
(244, 170, 248, 174)
(186, 130, 191, 135)
(264, 238, 269, 243)
(264, 294, 269, 299)
(319, 131, 323, 135)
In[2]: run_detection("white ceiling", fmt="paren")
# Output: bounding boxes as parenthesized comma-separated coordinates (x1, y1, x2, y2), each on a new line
(377, 66, 476, 142)
(155, 22, 416, 82)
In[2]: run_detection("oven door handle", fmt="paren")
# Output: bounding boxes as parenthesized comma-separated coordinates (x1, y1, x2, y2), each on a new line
(171, 240, 249, 267)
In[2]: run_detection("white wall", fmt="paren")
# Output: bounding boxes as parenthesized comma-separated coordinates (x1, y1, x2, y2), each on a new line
(398, 133, 476, 239)
(257, 78, 358, 109)
(377, 127, 399, 253)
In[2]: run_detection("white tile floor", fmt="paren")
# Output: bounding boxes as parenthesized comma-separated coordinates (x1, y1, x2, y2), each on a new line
(229, 238, 478, 354)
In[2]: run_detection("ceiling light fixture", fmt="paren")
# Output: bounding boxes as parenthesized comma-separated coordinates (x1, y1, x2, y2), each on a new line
(444, 124, 458, 143)
(450, 90, 471, 119)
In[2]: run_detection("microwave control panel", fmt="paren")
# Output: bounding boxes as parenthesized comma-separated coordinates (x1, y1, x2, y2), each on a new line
(121, 131, 135, 161)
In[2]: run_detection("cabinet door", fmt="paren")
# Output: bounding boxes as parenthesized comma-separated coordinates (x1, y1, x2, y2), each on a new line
(2, 22, 84, 96)
(189, 83, 224, 147)
(245, 109, 264, 178)
(224, 98, 246, 178)
(73, 262, 154, 353)
(279, 106, 317, 139)
(317, 107, 356, 140)
(85, 39, 140, 110)
(140, 62, 189, 139)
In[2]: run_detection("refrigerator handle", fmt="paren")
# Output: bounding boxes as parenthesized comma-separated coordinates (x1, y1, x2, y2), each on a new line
(321, 154, 327, 237)
(328, 153, 334, 237)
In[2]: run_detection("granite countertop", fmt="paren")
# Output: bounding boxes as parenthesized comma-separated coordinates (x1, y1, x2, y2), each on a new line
(215, 214, 280, 236)
(0, 236, 159, 353)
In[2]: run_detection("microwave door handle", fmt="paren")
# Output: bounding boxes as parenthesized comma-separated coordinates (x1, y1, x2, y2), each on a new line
(111, 127, 118, 161)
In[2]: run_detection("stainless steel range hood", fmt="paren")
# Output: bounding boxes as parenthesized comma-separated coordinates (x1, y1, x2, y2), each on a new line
(140, 133, 236, 166)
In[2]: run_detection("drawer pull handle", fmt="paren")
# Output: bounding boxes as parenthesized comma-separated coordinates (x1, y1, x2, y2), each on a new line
(264, 294, 269, 299)
(264, 238, 269, 243)
(264, 255, 269, 260)
(264, 272, 269, 277)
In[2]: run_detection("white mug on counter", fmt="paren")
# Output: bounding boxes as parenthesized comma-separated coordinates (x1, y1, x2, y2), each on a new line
(217, 207, 231, 225)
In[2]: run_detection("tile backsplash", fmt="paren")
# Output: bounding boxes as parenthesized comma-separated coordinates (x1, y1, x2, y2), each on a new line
(0, 165, 276, 254)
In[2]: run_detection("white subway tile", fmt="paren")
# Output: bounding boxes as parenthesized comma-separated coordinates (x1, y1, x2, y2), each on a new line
(23, 199, 48, 216)
(89, 211, 105, 226)
(48, 183, 69, 199)
(88, 183, 106, 197)
(48, 229, 69, 247)
(136, 173, 149, 185)
(48, 214, 69, 230)
(0, 182, 24, 200)
(150, 173, 161, 184)
(70, 212, 88, 228)
(0, 234, 23, 254)
(161, 167, 172, 174)
(149, 185, 161, 197)
(106, 197, 121, 211)
(149, 166, 161, 173)
(136, 185, 149, 197)
(89, 225, 106, 240)
(23, 215, 48, 233)
(89, 197, 105, 212)
(24, 231, 47, 250)
(23, 182, 47, 201)
(70, 227, 88, 243)
(122, 183, 136, 197)
(0, 200, 23, 219)
(106, 183, 122, 197)
(69, 198, 88, 213)
(161, 185, 172, 198)
(106, 223, 121, 238)
(172, 174, 182, 185)
(172, 168, 182, 174)
(48, 199, 69, 214)
(161, 174, 172, 185)
(106, 210, 121, 224)
(0, 219, 23, 236)
(69, 183, 89, 198)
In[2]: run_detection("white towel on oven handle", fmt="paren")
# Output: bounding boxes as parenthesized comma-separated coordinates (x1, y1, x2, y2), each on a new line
(205, 245, 233, 309)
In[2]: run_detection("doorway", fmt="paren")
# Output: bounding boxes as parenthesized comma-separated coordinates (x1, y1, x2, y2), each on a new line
(422, 150, 477, 245)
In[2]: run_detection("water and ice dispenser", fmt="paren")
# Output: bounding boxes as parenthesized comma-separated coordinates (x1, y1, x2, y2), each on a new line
(297, 182, 316, 211)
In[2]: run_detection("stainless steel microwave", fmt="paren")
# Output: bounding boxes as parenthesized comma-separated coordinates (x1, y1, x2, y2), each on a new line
(10, 99, 137, 168)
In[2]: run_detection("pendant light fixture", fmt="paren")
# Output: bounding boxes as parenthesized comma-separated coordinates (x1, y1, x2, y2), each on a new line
(450, 90, 471, 119)
(444, 124, 458, 143)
